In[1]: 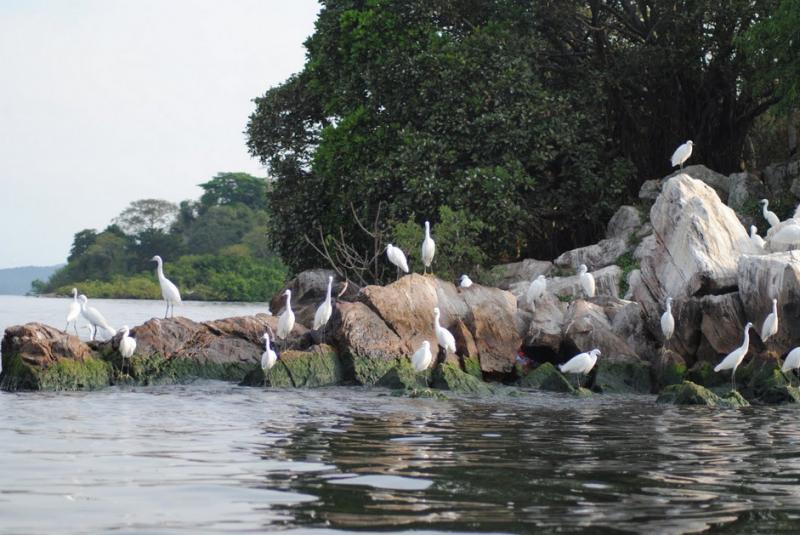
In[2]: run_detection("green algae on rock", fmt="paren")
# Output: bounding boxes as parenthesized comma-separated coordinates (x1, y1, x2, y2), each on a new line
(593, 358, 651, 394)
(519, 362, 575, 393)
(656, 381, 749, 408)
(1, 352, 111, 392)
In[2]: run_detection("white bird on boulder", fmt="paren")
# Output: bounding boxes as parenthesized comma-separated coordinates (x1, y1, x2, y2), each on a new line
(65, 287, 81, 335)
(79, 295, 115, 341)
(760, 199, 780, 228)
(421, 221, 435, 274)
(313, 276, 334, 332)
(459, 274, 473, 288)
(386, 243, 409, 279)
(559, 348, 600, 388)
(578, 264, 595, 298)
(151, 255, 182, 318)
(670, 140, 694, 169)
(782, 347, 800, 384)
(526, 275, 547, 308)
(714, 322, 753, 391)
(411, 340, 433, 373)
(261, 333, 278, 373)
(277, 289, 295, 340)
(433, 307, 456, 354)
(118, 325, 136, 374)
(761, 298, 779, 342)
(661, 297, 675, 344)
(750, 225, 766, 252)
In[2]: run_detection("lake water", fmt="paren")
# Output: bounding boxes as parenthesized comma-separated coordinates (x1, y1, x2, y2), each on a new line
(3, 296, 800, 533)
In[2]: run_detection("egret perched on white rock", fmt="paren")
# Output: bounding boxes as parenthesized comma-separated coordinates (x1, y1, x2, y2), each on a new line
(79, 295, 115, 341)
(65, 288, 81, 335)
(759, 199, 780, 228)
(459, 274, 473, 288)
(261, 332, 278, 377)
(559, 348, 600, 388)
(118, 325, 136, 374)
(386, 243, 409, 279)
(770, 220, 800, 250)
(761, 298, 779, 342)
(526, 275, 547, 308)
(433, 307, 456, 354)
(578, 264, 595, 298)
(421, 221, 436, 274)
(670, 140, 694, 169)
(277, 289, 295, 340)
(313, 276, 334, 334)
(661, 297, 675, 344)
(411, 340, 433, 373)
(782, 347, 800, 385)
(714, 322, 753, 391)
(151, 255, 182, 318)
(749, 225, 766, 252)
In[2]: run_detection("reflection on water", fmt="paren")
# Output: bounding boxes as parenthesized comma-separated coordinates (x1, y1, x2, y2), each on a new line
(2, 384, 800, 534)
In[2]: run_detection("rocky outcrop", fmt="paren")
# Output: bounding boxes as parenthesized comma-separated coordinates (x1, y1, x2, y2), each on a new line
(657, 381, 749, 407)
(547, 265, 623, 300)
(270, 269, 358, 328)
(606, 205, 642, 242)
(489, 259, 552, 290)
(554, 238, 628, 271)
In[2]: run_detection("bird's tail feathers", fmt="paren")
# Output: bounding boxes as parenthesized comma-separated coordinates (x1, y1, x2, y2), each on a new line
(713, 363, 723, 372)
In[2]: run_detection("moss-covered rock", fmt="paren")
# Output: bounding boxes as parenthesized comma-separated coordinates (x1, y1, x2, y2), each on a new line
(593, 358, 652, 394)
(462, 355, 482, 379)
(432, 363, 494, 395)
(685, 360, 727, 388)
(758, 384, 800, 404)
(1, 353, 111, 392)
(240, 345, 344, 388)
(348, 354, 398, 386)
(574, 387, 593, 397)
(656, 381, 749, 407)
(377, 358, 430, 390)
(120, 353, 252, 386)
(519, 362, 575, 393)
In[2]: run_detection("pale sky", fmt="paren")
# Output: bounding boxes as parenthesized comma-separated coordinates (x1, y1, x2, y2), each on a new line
(0, 0, 320, 268)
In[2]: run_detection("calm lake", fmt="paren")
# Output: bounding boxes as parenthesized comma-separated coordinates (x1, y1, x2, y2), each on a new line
(2, 296, 800, 534)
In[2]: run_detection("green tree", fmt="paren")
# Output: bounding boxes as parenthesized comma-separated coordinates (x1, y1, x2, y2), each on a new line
(185, 205, 267, 254)
(68, 229, 98, 261)
(113, 199, 179, 235)
(198, 172, 270, 212)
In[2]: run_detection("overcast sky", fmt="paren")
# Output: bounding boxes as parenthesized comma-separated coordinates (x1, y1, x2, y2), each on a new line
(0, 0, 320, 268)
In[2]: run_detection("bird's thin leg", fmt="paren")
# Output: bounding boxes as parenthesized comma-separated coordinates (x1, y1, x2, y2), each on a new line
(73, 323, 79, 336)
(164, 303, 169, 319)
(64, 323, 68, 333)
(732, 370, 736, 392)
(91, 325, 97, 341)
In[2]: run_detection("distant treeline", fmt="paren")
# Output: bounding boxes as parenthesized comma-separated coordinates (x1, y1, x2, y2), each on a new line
(35, 173, 288, 301)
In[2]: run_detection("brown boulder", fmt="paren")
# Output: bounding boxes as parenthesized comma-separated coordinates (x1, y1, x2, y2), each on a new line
(1, 323, 93, 367)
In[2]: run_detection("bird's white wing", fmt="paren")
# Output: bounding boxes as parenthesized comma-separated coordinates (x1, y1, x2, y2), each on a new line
(313, 301, 332, 329)
(670, 144, 689, 167)
(783, 348, 800, 372)
(560, 353, 591, 374)
(163, 277, 182, 304)
(66, 302, 81, 322)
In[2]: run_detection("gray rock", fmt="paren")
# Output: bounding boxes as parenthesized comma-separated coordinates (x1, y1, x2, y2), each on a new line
(554, 238, 629, 271)
(271, 269, 357, 328)
(606, 205, 642, 241)
(727, 171, 766, 212)
(520, 293, 566, 351)
(549, 265, 623, 300)
(639, 179, 662, 201)
(764, 159, 800, 196)
(489, 259, 552, 291)
(666, 164, 731, 201)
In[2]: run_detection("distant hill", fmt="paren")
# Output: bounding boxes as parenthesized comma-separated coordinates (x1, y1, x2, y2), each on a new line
(0, 265, 63, 295)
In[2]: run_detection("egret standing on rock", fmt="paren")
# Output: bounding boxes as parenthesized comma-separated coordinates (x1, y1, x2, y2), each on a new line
(782, 347, 800, 385)
(526, 275, 547, 308)
(118, 325, 136, 375)
(459, 274, 473, 288)
(760, 199, 780, 228)
(714, 322, 753, 391)
(559, 348, 600, 389)
(151, 255, 182, 318)
(79, 295, 115, 341)
(411, 340, 433, 373)
(277, 289, 295, 340)
(313, 276, 334, 337)
(761, 298, 779, 342)
(261, 332, 278, 385)
(421, 221, 436, 275)
(750, 225, 766, 252)
(386, 244, 409, 279)
(661, 297, 675, 345)
(670, 140, 694, 169)
(65, 288, 81, 335)
(578, 264, 595, 298)
(433, 307, 456, 355)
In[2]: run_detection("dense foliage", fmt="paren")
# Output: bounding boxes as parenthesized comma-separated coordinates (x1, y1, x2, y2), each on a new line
(247, 0, 795, 283)
(38, 173, 288, 301)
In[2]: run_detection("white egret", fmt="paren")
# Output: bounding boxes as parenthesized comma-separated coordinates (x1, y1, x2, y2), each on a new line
(151, 255, 182, 318)
(559, 348, 601, 389)
(526, 275, 547, 308)
(459, 274, 473, 288)
(79, 295, 115, 341)
(749, 225, 766, 251)
(386, 243, 409, 279)
(661, 297, 675, 344)
(276, 289, 295, 340)
(433, 307, 456, 354)
(65, 287, 81, 335)
(578, 264, 595, 298)
(761, 298, 779, 342)
(261, 332, 278, 385)
(411, 340, 433, 373)
(782, 347, 800, 385)
(313, 276, 334, 335)
(118, 325, 136, 375)
(421, 221, 436, 274)
(714, 322, 753, 391)
(759, 199, 780, 228)
(670, 140, 694, 169)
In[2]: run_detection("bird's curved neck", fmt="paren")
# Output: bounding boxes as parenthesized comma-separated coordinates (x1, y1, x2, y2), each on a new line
(325, 279, 332, 302)
(666, 301, 672, 312)
(122, 328, 130, 337)
(264, 336, 271, 349)
(155, 261, 165, 280)
(743, 327, 751, 347)
(286, 293, 292, 309)
(425, 224, 430, 238)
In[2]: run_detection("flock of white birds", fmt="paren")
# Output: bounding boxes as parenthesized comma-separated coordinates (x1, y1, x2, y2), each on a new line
(52, 140, 798, 391)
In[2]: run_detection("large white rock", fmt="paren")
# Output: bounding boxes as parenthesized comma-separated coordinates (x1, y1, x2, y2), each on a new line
(554, 238, 628, 271)
(547, 265, 623, 300)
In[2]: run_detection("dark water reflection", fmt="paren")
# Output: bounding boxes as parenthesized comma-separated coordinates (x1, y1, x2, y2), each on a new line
(2, 384, 800, 534)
